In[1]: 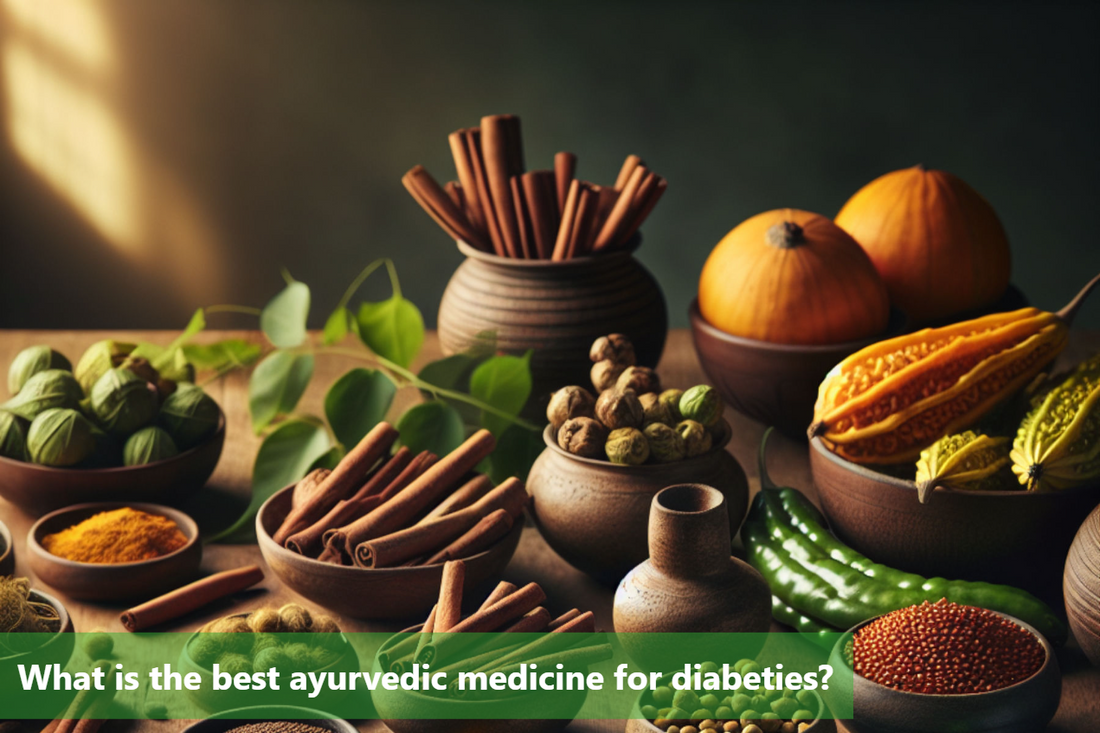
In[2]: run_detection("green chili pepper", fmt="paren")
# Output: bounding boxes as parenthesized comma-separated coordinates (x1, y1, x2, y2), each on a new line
(744, 428, 1068, 645)
(770, 595, 832, 639)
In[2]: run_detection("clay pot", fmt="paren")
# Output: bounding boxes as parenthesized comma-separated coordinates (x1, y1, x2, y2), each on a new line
(527, 426, 749, 584)
(438, 239, 667, 415)
(1065, 504, 1100, 666)
(613, 484, 772, 670)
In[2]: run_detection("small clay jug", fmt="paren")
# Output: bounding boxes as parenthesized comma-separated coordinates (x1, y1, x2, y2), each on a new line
(613, 483, 772, 670)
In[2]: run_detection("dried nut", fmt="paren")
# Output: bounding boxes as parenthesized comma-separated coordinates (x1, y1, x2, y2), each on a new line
(681, 727, 699, 733)
(742, 726, 763, 733)
(699, 722, 718, 731)
(797, 725, 811, 733)
(779, 724, 797, 733)
(591, 359, 627, 392)
(677, 419, 713, 457)
(606, 427, 649, 465)
(596, 389, 644, 429)
(680, 385, 722, 426)
(589, 333, 636, 366)
(557, 417, 609, 459)
(645, 422, 686, 462)
(616, 365, 662, 395)
(723, 723, 741, 733)
(639, 392, 673, 425)
(547, 386, 596, 430)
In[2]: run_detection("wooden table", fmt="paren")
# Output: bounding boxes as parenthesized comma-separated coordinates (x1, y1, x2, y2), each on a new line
(1, 330, 1097, 732)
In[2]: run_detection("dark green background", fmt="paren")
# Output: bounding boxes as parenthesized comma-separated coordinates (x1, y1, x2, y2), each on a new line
(1, 0, 1098, 329)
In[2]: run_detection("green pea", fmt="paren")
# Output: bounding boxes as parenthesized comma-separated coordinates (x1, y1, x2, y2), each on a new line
(666, 707, 689, 721)
(700, 661, 720, 675)
(731, 693, 753, 715)
(653, 686, 674, 705)
(740, 710, 761, 725)
(691, 709, 714, 722)
(751, 695, 770, 711)
(741, 661, 763, 676)
(674, 690, 701, 713)
(792, 710, 815, 723)
(796, 690, 818, 714)
(734, 658, 753, 673)
(641, 705, 658, 719)
(715, 706, 733, 719)
(763, 687, 783, 701)
(770, 697, 800, 718)
(700, 694, 720, 710)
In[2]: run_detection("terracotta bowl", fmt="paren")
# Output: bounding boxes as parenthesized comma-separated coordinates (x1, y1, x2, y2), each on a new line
(438, 238, 667, 417)
(0, 408, 226, 516)
(372, 625, 588, 733)
(827, 612, 1060, 733)
(178, 613, 359, 713)
(689, 299, 906, 437)
(1065, 504, 1100, 666)
(0, 517, 13, 576)
(182, 707, 357, 733)
(527, 425, 749, 584)
(27, 502, 202, 601)
(624, 686, 833, 733)
(257, 482, 523, 620)
(810, 437, 1100, 608)
(0, 589, 75, 671)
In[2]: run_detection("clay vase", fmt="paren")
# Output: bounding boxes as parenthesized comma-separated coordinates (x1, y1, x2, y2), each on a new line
(1065, 504, 1100, 666)
(613, 484, 772, 670)
(437, 238, 667, 416)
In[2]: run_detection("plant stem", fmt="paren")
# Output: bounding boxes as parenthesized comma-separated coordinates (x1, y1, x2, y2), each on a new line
(337, 259, 390, 311)
(206, 304, 263, 317)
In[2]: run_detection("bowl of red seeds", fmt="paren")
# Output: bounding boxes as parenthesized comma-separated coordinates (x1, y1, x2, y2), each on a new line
(827, 599, 1061, 733)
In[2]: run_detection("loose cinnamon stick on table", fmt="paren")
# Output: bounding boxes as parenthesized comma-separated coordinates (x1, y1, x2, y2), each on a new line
(593, 165, 647, 252)
(273, 422, 398, 545)
(464, 129, 506, 257)
(435, 559, 466, 632)
(481, 115, 521, 257)
(551, 179, 581, 261)
(120, 565, 264, 631)
(448, 129, 485, 231)
(424, 507, 515, 565)
(554, 152, 577, 211)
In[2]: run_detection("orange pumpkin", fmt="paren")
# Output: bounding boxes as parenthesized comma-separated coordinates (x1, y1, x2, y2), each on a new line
(698, 208, 890, 345)
(835, 165, 1011, 325)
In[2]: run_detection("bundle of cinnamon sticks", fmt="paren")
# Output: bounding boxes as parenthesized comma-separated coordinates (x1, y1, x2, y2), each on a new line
(403, 114, 667, 260)
(272, 423, 527, 568)
(378, 560, 612, 699)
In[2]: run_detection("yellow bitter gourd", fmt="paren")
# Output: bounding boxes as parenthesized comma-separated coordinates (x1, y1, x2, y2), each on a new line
(915, 430, 1012, 503)
(1011, 354, 1100, 491)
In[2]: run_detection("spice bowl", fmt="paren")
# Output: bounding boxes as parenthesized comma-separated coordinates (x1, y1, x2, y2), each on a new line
(689, 299, 906, 437)
(0, 407, 226, 516)
(256, 481, 523, 620)
(372, 626, 588, 733)
(0, 517, 14, 576)
(181, 707, 357, 733)
(810, 436, 1100, 608)
(27, 502, 202, 602)
(438, 238, 667, 417)
(1065, 503, 1100, 666)
(826, 612, 1061, 733)
(0, 589, 75, 671)
(527, 425, 749, 583)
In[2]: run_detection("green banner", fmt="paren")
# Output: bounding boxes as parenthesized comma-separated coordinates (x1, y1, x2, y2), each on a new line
(0, 631, 853, 720)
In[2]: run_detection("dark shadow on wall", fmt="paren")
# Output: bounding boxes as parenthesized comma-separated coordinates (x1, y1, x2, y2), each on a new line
(0, 0, 1098, 330)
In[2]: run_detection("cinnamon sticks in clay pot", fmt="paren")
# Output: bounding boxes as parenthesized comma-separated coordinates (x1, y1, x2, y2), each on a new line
(404, 115, 667, 260)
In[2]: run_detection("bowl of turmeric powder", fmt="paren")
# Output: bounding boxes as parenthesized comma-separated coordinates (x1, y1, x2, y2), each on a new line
(27, 502, 202, 602)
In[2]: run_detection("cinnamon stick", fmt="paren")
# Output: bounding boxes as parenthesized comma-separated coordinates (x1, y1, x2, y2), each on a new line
(613, 154, 644, 190)
(501, 114, 525, 174)
(468, 610, 596, 673)
(618, 174, 667, 247)
(481, 115, 520, 257)
(120, 566, 264, 631)
(435, 560, 466, 632)
(49, 660, 113, 733)
(522, 171, 554, 259)
(501, 606, 551, 633)
(593, 165, 647, 251)
(417, 474, 494, 525)
(404, 165, 488, 250)
(416, 581, 547, 664)
(478, 581, 517, 612)
(423, 508, 515, 565)
(448, 129, 485, 230)
(444, 181, 464, 211)
(548, 608, 582, 630)
(411, 603, 438, 672)
(273, 422, 398, 545)
(566, 186, 596, 259)
(554, 152, 577, 212)
(551, 179, 581, 261)
(380, 613, 436, 672)
(289, 468, 331, 511)
(510, 175, 535, 259)
(465, 129, 506, 257)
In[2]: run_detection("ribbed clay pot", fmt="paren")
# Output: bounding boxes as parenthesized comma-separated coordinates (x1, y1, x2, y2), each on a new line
(438, 239, 667, 415)
(1065, 504, 1100, 666)
(527, 426, 749, 584)
(614, 484, 772, 670)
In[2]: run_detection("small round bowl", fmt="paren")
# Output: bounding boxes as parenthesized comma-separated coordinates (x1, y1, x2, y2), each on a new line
(0, 517, 14, 576)
(827, 612, 1060, 733)
(1065, 503, 1100, 666)
(372, 625, 587, 733)
(0, 589, 75, 671)
(527, 424, 749, 583)
(178, 613, 359, 713)
(810, 436, 1100, 609)
(182, 707, 357, 733)
(256, 481, 523, 620)
(0, 408, 226, 516)
(625, 686, 834, 733)
(689, 299, 906, 437)
(27, 502, 202, 601)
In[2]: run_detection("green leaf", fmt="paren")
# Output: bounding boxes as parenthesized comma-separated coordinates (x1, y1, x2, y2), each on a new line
(182, 340, 262, 371)
(323, 306, 350, 346)
(324, 368, 397, 448)
(249, 350, 315, 433)
(309, 445, 345, 471)
(209, 418, 332, 543)
(261, 280, 311, 348)
(357, 296, 424, 368)
(396, 401, 464, 457)
(470, 351, 533, 436)
(488, 425, 545, 483)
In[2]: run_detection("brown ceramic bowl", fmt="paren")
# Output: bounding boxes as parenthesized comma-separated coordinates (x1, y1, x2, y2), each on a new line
(27, 502, 202, 601)
(624, 686, 834, 733)
(439, 237, 667, 417)
(810, 436, 1100, 609)
(372, 626, 588, 733)
(0, 517, 14, 576)
(527, 425, 749, 584)
(1065, 503, 1100, 666)
(689, 299, 906, 437)
(827, 612, 1060, 733)
(183, 708, 356, 733)
(0, 589, 75, 671)
(178, 613, 359, 713)
(256, 481, 523, 620)
(0, 408, 225, 516)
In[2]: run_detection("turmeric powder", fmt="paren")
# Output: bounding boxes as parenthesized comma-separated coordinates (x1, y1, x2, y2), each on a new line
(42, 507, 188, 563)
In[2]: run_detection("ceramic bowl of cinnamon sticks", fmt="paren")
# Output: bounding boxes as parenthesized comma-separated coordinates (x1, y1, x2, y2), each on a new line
(373, 560, 610, 733)
(257, 423, 526, 620)
(406, 114, 668, 415)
